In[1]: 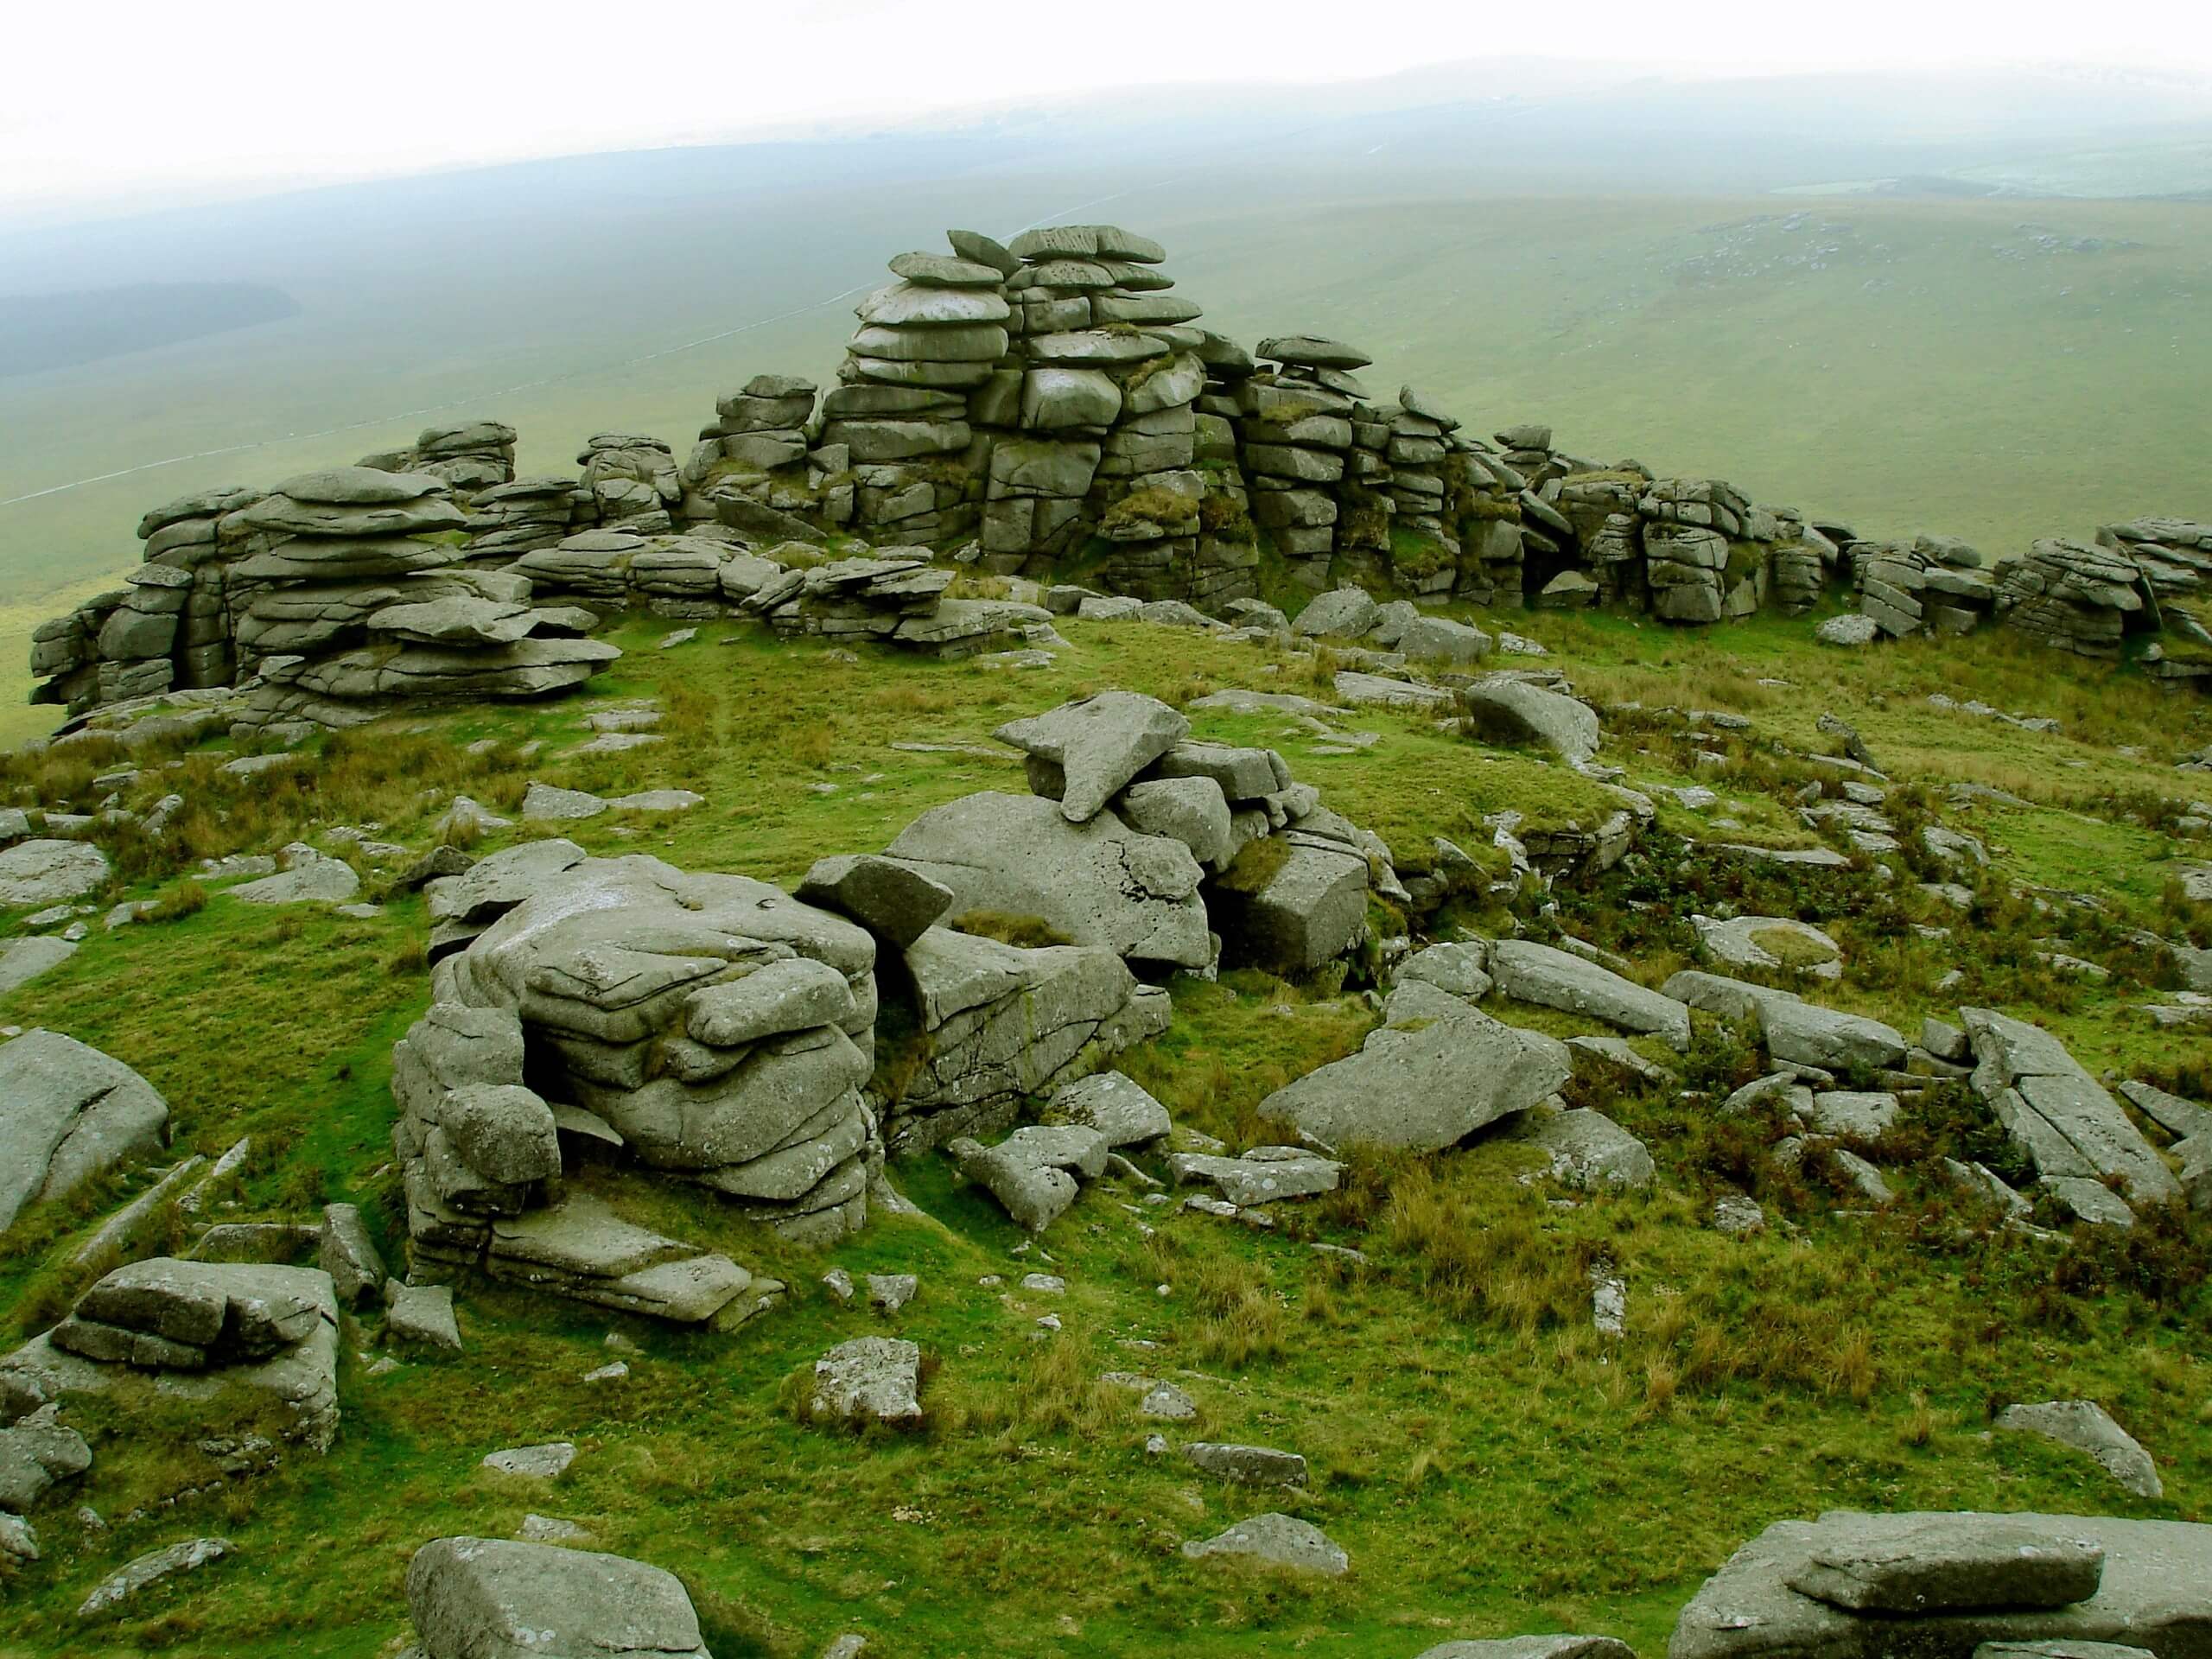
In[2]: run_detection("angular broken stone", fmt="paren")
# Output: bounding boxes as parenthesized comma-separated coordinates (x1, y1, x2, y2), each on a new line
(1997, 1401, 2163, 1499)
(1784, 1514, 2105, 1612)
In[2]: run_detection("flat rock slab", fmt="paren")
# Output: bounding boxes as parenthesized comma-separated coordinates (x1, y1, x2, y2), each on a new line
(1185, 1441, 1309, 1486)
(1418, 1640, 1636, 1659)
(1668, 1512, 2212, 1659)
(1181, 1511, 1348, 1576)
(1998, 1402, 2162, 1499)
(407, 1536, 709, 1659)
(482, 1441, 575, 1479)
(1784, 1514, 2106, 1612)
(1507, 1108, 1656, 1191)
(1491, 940, 1691, 1051)
(1050, 1071, 1171, 1147)
(78, 1535, 232, 1620)
(387, 1283, 463, 1355)
(796, 854, 953, 948)
(0, 935, 76, 995)
(1963, 1009, 2178, 1207)
(0, 839, 109, 907)
(1170, 1147, 1344, 1207)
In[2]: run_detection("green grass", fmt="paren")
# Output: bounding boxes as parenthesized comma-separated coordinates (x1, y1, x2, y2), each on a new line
(0, 602, 2209, 1656)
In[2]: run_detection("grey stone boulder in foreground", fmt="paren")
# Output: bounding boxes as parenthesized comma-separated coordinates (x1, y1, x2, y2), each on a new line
(1459, 677, 1603, 766)
(1997, 1402, 2163, 1499)
(0, 838, 109, 907)
(0, 1029, 169, 1236)
(1182, 1511, 1349, 1576)
(406, 1535, 709, 1659)
(1262, 998, 1570, 1153)
(1667, 1512, 2212, 1659)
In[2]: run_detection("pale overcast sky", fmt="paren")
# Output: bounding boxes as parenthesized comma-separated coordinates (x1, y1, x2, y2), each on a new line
(8, 0, 2211, 216)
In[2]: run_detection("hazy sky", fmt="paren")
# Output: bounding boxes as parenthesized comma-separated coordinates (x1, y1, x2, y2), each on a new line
(8, 0, 2212, 217)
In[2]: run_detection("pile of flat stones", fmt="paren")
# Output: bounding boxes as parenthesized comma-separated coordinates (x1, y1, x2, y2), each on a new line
(575, 434, 682, 534)
(0, 1257, 341, 1452)
(1844, 531, 1999, 638)
(32, 466, 620, 733)
(359, 420, 518, 496)
(1995, 536, 2157, 658)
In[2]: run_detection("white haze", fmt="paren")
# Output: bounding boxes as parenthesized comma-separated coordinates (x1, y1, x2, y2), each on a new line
(9, 0, 2212, 219)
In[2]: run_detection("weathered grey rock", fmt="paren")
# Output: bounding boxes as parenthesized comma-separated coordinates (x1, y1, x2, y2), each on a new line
(1168, 1147, 1343, 1207)
(951, 1124, 1107, 1230)
(1763, 999, 1908, 1072)
(0, 839, 109, 907)
(77, 1536, 232, 1621)
(1490, 940, 1691, 1050)
(1211, 836, 1370, 975)
(1460, 680, 1602, 766)
(885, 791, 1210, 969)
(810, 1336, 922, 1427)
(795, 855, 954, 948)
(443, 1084, 561, 1185)
(0, 1404, 91, 1513)
(994, 691, 1190, 823)
(406, 1536, 709, 1659)
(386, 1283, 463, 1356)
(1185, 1442, 1307, 1486)
(1784, 1515, 2105, 1612)
(1397, 942, 1493, 1001)
(0, 935, 76, 995)
(1508, 1108, 1656, 1191)
(1050, 1071, 1170, 1147)
(519, 783, 607, 822)
(1116, 777, 1233, 867)
(2114, 1079, 2212, 1141)
(1695, 914, 1843, 980)
(1963, 1010, 2178, 1206)
(317, 1203, 385, 1308)
(0, 1030, 169, 1236)
(481, 1441, 575, 1479)
(1998, 1402, 2162, 1499)
(1809, 1091, 1900, 1140)
(1181, 1511, 1348, 1576)
(1294, 587, 1380, 640)
(1416, 1640, 1636, 1659)
(1668, 1512, 2211, 1659)
(1262, 1000, 1570, 1152)
(226, 844, 359, 906)
(1817, 613, 1882, 647)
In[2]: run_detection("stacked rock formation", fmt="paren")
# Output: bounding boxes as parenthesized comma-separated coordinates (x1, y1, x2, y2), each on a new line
(401, 844, 886, 1280)
(576, 435, 681, 533)
(1993, 537, 2157, 658)
(359, 421, 518, 495)
(2101, 516, 2212, 597)
(0, 1258, 340, 1450)
(1840, 532, 1999, 638)
(32, 466, 620, 731)
(679, 374, 823, 529)
(877, 690, 1389, 981)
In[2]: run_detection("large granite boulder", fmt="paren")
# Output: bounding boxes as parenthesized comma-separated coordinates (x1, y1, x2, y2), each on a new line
(0, 1030, 169, 1236)
(1961, 1009, 2178, 1210)
(1489, 941, 1691, 1051)
(1460, 678, 1603, 766)
(406, 1536, 710, 1659)
(886, 926, 1169, 1151)
(1261, 999, 1570, 1152)
(884, 791, 1211, 971)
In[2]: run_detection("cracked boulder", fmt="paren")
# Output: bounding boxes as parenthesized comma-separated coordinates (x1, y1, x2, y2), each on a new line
(884, 791, 1211, 971)
(0, 1030, 170, 1238)
(1962, 1008, 2178, 1211)
(883, 926, 1170, 1152)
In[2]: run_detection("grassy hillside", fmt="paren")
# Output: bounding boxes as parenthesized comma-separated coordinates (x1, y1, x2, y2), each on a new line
(0, 602, 2205, 1655)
